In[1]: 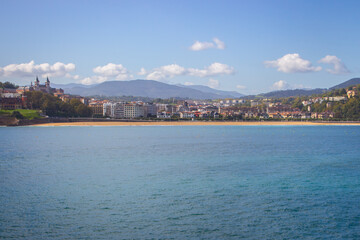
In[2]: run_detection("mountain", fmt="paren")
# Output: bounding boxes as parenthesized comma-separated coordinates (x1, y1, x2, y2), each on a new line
(55, 77, 359, 100)
(329, 78, 360, 90)
(253, 88, 327, 98)
(181, 85, 244, 98)
(51, 83, 95, 89)
(251, 78, 360, 99)
(62, 80, 242, 99)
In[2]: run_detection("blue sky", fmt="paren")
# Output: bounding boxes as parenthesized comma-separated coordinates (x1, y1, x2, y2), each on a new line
(0, 0, 359, 94)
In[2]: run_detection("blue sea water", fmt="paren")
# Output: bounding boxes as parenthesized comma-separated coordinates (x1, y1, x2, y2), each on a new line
(0, 125, 360, 239)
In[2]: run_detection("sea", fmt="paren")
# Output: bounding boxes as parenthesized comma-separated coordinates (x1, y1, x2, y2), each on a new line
(1, 125, 360, 239)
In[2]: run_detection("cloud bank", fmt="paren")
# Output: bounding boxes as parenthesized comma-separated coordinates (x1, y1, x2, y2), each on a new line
(272, 80, 305, 90)
(272, 80, 290, 90)
(319, 55, 350, 74)
(140, 62, 235, 81)
(189, 38, 226, 51)
(0, 60, 76, 78)
(81, 63, 133, 84)
(265, 54, 322, 73)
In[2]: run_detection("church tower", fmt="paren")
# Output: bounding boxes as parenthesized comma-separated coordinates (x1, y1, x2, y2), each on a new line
(45, 77, 51, 93)
(45, 77, 50, 87)
(35, 76, 40, 87)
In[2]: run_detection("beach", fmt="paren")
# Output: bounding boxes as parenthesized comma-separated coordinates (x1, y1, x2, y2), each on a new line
(33, 121, 360, 126)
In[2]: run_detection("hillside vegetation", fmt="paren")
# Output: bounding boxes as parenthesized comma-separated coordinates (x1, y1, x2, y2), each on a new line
(0, 109, 42, 120)
(25, 91, 92, 117)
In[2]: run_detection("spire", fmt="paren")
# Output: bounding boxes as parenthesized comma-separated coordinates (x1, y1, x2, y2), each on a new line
(46, 76, 50, 83)
(35, 76, 39, 82)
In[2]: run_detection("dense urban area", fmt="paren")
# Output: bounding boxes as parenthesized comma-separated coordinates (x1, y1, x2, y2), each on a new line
(1, 77, 360, 123)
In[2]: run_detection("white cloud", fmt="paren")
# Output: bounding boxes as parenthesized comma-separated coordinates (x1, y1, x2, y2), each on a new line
(80, 76, 108, 85)
(208, 79, 219, 89)
(272, 80, 305, 90)
(145, 64, 187, 81)
(93, 63, 132, 80)
(0, 60, 76, 78)
(319, 55, 350, 74)
(265, 53, 322, 73)
(189, 41, 215, 51)
(65, 73, 80, 80)
(184, 81, 194, 86)
(80, 63, 133, 85)
(142, 62, 235, 81)
(189, 38, 226, 51)
(188, 62, 234, 77)
(272, 80, 290, 90)
(138, 67, 147, 76)
(213, 38, 225, 50)
(236, 85, 246, 90)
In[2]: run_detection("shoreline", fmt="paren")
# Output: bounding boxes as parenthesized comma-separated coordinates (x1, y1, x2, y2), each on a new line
(32, 121, 360, 127)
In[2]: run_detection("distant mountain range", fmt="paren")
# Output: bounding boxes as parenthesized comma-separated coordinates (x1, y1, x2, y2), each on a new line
(53, 80, 244, 99)
(181, 84, 244, 98)
(251, 78, 360, 99)
(329, 78, 360, 90)
(52, 78, 360, 100)
(251, 88, 327, 99)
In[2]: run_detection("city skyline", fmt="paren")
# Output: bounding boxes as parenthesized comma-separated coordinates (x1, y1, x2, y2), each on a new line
(1, 0, 360, 94)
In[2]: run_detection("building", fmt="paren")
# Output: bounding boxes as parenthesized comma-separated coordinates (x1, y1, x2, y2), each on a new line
(26, 77, 64, 95)
(328, 96, 346, 102)
(113, 102, 125, 118)
(143, 104, 157, 117)
(59, 94, 88, 105)
(347, 90, 356, 98)
(157, 111, 171, 119)
(0, 96, 23, 110)
(89, 102, 104, 116)
(179, 112, 195, 118)
(250, 101, 259, 107)
(0, 92, 28, 110)
(103, 102, 113, 117)
(156, 104, 167, 112)
(124, 103, 144, 118)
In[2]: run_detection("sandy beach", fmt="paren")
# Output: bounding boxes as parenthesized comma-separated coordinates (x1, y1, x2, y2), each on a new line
(33, 121, 360, 127)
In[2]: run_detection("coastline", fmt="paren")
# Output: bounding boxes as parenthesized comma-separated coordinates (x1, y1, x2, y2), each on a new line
(33, 121, 360, 127)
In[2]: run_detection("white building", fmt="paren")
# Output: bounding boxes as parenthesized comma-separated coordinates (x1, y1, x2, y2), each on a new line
(156, 104, 167, 112)
(179, 112, 195, 118)
(113, 102, 125, 118)
(157, 111, 171, 119)
(124, 103, 144, 118)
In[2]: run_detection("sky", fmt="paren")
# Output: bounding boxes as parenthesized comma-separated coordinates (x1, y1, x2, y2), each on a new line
(0, 0, 360, 95)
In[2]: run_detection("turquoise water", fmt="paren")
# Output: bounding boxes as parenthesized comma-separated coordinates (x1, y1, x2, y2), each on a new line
(1, 126, 360, 239)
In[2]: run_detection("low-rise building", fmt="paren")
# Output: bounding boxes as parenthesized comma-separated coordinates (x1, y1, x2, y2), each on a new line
(347, 90, 356, 98)
(179, 112, 195, 118)
(157, 111, 171, 119)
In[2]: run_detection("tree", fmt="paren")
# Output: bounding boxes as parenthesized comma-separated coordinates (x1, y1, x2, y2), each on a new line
(24, 91, 90, 117)
(0, 81, 18, 89)
(11, 111, 24, 119)
(70, 99, 82, 108)
(75, 104, 92, 117)
(339, 88, 346, 95)
(291, 97, 303, 109)
(41, 99, 56, 116)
